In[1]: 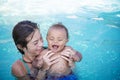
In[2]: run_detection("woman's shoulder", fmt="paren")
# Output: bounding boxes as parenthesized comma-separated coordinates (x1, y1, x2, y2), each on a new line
(11, 60, 27, 77)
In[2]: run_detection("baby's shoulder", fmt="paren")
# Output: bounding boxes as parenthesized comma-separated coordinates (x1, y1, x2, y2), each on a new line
(64, 46, 73, 50)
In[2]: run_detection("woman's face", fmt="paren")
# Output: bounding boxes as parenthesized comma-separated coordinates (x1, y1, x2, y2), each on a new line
(25, 29, 43, 57)
(47, 28, 68, 53)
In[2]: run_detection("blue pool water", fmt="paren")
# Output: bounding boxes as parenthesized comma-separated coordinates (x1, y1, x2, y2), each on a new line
(0, 0, 120, 80)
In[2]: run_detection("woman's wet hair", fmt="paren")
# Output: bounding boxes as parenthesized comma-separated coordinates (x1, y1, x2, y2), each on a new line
(12, 20, 38, 54)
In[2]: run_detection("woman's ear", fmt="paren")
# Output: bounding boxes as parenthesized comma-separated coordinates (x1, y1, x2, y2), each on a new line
(17, 44, 23, 50)
(23, 47, 27, 53)
(17, 44, 27, 52)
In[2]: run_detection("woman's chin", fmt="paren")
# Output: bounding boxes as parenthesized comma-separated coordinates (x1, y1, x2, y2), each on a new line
(35, 51, 41, 56)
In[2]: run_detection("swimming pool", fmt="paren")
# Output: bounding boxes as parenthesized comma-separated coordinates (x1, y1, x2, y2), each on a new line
(0, 0, 120, 80)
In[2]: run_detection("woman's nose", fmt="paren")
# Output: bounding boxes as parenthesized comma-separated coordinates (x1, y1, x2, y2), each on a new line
(38, 41, 43, 47)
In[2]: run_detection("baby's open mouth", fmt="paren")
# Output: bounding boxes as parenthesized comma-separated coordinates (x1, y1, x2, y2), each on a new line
(52, 45, 59, 50)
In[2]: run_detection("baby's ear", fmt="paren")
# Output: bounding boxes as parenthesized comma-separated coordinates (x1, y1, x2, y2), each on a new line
(66, 39, 69, 42)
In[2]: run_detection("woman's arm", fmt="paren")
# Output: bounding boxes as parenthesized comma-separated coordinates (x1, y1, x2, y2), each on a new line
(15, 75, 31, 80)
(35, 70, 47, 80)
(11, 60, 31, 80)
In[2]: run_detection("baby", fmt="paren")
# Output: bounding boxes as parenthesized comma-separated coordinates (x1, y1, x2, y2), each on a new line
(32, 23, 82, 80)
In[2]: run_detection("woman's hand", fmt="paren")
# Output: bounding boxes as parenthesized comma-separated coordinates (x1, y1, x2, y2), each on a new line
(61, 48, 75, 68)
(61, 47, 76, 60)
(61, 46, 82, 62)
(42, 51, 59, 71)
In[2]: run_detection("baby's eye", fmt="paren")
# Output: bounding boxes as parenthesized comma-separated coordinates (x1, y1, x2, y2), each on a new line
(58, 39, 63, 41)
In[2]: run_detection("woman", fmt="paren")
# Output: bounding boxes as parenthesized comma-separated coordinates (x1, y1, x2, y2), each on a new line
(11, 20, 58, 80)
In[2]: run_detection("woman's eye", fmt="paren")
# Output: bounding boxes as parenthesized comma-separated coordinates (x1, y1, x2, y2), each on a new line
(49, 38, 53, 40)
(34, 42, 38, 45)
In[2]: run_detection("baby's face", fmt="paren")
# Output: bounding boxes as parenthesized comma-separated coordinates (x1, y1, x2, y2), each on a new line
(47, 28, 68, 53)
